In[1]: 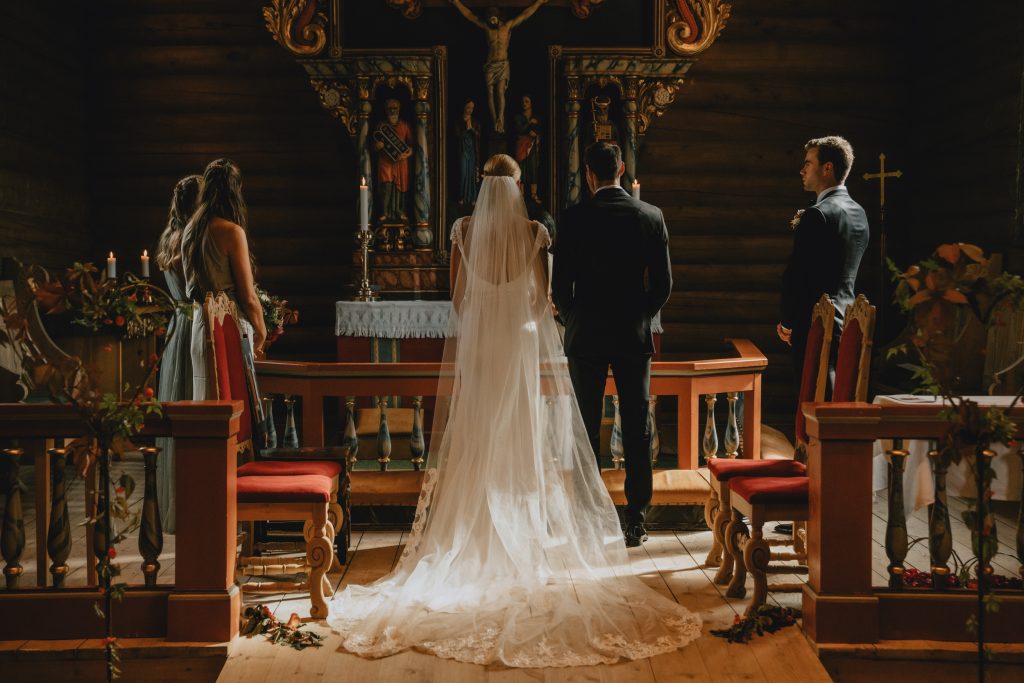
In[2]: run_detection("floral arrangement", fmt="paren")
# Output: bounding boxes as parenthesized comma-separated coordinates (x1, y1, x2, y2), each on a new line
(710, 605, 801, 643)
(887, 243, 1024, 670)
(241, 604, 324, 650)
(33, 262, 181, 338)
(256, 285, 298, 350)
(1, 260, 180, 681)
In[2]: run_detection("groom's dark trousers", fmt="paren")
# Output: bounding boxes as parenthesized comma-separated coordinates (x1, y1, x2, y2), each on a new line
(552, 185, 672, 525)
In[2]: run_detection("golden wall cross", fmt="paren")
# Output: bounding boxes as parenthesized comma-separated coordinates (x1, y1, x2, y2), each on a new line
(862, 152, 903, 209)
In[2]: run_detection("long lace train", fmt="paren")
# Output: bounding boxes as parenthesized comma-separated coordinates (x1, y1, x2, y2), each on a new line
(329, 176, 701, 667)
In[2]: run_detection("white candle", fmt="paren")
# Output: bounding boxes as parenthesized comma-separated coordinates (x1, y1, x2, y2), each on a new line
(359, 177, 369, 232)
(631, 179, 640, 200)
(140, 249, 150, 278)
(107, 252, 116, 279)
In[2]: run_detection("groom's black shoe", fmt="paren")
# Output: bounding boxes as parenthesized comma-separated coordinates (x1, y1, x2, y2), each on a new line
(624, 523, 648, 548)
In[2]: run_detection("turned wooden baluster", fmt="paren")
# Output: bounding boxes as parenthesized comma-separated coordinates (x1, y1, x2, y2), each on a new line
(927, 441, 953, 590)
(377, 398, 392, 471)
(702, 394, 719, 463)
(93, 448, 111, 582)
(262, 396, 278, 449)
(282, 396, 300, 449)
(343, 397, 359, 468)
(973, 448, 998, 579)
(410, 396, 425, 471)
(46, 447, 71, 588)
(138, 446, 164, 588)
(1, 448, 25, 589)
(724, 392, 740, 459)
(647, 396, 660, 466)
(610, 396, 624, 470)
(885, 439, 910, 590)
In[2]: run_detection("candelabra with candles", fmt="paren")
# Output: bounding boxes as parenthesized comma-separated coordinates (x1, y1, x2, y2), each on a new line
(355, 228, 378, 302)
(354, 177, 379, 302)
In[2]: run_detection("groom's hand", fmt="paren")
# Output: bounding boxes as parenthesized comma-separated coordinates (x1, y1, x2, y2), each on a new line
(776, 323, 792, 346)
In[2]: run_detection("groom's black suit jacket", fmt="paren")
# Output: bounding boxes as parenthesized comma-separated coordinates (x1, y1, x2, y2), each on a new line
(780, 186, 870, 339)
(552, 186, 672, 357)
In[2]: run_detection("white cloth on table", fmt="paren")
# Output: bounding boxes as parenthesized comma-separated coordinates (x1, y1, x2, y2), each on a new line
(335, 301, 663, 339)
(871, 394, 1023, 519)
(335, 300, 452, 339)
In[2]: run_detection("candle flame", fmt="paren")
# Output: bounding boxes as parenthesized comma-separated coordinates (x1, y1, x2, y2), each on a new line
(361, 177, 366, 186)
(142, 249, 148, 257)
(109, 251, 114, 258)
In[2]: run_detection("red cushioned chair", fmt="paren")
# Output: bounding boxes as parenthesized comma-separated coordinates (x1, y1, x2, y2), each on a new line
(705, 294, 835, 582)
(204, 293, 342, 617)
(204, 293, 350, 565)
(725, 295, 876, 615)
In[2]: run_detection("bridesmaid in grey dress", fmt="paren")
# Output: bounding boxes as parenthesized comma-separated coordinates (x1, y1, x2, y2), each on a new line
(154, 174, 200, 534)
(181, 159, 267, 402)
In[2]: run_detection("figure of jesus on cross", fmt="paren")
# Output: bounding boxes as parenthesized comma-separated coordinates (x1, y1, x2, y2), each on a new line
(449, 0, 548, 134)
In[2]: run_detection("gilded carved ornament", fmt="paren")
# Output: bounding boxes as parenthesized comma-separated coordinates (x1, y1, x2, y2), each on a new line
(263, 0, 328, 56)
(310, 79, 357, 134)
(636, 78, 684, 134)
(667, 0, 731, 56)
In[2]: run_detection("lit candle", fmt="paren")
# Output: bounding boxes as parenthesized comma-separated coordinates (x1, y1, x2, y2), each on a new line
(140, 249, 150, 278)
(359, 177, 369, 232)
(107, 252, 117, 279)
(631, 179, 640, 200)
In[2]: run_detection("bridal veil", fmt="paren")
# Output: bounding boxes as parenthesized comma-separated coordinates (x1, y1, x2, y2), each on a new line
(329, 174, 701, 667)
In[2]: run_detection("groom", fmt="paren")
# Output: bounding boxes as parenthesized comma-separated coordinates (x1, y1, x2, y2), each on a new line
(552, 142, 672, 547)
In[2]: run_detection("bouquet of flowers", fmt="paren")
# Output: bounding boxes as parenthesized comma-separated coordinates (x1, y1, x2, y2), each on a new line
(256, 286, 299, 350)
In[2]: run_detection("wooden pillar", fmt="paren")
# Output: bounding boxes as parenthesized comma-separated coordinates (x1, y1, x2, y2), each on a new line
(802, 403, 880, 644)
(677, 377, 699, 469)
(565, 77, 582, 207)
(165, 401, 242, 643)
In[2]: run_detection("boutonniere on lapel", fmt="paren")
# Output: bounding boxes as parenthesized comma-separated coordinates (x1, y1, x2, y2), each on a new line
(789, 209, 805, 231)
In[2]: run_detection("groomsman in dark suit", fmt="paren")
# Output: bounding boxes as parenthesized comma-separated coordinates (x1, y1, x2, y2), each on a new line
(778, 135, 870, 398)
(552, 142, 672, 547)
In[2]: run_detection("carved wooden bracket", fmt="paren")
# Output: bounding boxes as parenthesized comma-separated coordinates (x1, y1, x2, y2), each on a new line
(263, 0, 329, 56)
(668, 0, 732, 57)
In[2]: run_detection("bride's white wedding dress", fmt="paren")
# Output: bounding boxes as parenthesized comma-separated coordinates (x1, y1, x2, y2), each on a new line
(329, 176, 701, 667)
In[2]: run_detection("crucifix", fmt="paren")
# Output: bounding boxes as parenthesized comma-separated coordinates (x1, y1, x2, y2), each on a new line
(862, 152, 903, 334)
(862, 152, 903, 222)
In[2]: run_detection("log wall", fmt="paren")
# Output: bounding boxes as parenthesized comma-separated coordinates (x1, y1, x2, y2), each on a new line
(0, 4, 93, 268)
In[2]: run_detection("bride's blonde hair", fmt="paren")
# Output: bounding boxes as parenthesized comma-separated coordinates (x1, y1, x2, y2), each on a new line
(483, 153, 521, 181)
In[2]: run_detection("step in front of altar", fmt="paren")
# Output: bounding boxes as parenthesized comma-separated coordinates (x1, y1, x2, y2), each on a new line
(350, 468, 711, 507)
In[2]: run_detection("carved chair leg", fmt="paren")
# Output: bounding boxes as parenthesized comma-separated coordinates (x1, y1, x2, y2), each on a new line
(712, 503, 735, 585)
(793, 520, 807, 558)
(704, 490, 722, 567)
(307, 504, 332, 620)
(744, 517, 770, 617)
(725, 510, 749, 599)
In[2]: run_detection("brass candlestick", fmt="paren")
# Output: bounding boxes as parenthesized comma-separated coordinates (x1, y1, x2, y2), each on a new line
(355, 229, 379, 302)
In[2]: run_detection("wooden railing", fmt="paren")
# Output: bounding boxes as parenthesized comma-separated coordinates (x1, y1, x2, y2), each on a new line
(802, 402, 1024, 645)
(0, 401, 243, 642)
(255, 338, 767, 470)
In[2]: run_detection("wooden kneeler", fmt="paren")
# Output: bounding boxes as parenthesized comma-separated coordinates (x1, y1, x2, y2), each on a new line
(236, 474, 336, 619)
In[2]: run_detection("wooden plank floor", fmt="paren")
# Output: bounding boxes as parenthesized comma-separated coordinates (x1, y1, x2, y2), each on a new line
(217, 528, 829, 683)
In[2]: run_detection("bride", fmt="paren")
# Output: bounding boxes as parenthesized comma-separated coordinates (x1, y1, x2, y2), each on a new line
(329, 154, 701, 667)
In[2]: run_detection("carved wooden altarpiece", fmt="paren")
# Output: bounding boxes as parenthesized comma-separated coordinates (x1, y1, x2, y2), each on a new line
(263, 0, 731, 296)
